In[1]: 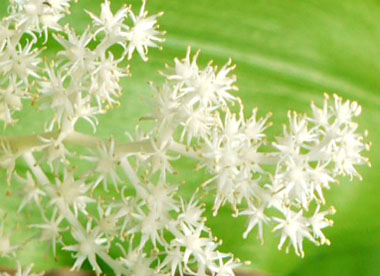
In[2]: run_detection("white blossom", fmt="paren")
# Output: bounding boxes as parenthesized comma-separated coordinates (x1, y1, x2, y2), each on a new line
(159, 245, 184, 276)
(54, 27, 93, 72)
(86, 0, 129, 39)
(9, 0, 72, 34)
(273, 209, 315, 257)
(0, 40, 42, 85)
(30, 211, 65, 256)
(121, 247, 157, 276)
(177, 196, 205, 228)
(125, 1, 164, 61)
(85, 137, 121, 191)
(128, 207, 166, 249)
(50, 169, 95, 216)
(209, 253, 241, 276)
(0, 223, 17, 257)
(64, 222, 107, 273)
(16, 171, 46, 211)
(94, 203, 120, 237)
(0, 80, 25, 125)
(308, 206, 335, 245)
(240, 203, 269, 241)
(90, 53, 127, 106)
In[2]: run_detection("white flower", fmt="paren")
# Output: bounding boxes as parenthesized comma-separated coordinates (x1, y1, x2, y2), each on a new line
(50, 169, 95, 216)
(10, 0, 70, 34)
(30, 211, 65, 256)
(167, 47, 200, 83)
(16, 171, 46, 211)
(72, 94, 101, 132)
(38, 62, 74, 125)
(332, 93, 361, 124)
(244, 108, 271, 142)
(143, 178, 179, 214)
(171, 223, 212, 268)
(273, 158, 314, 208)
(0, 80, 26, 125)
(39, 11, 64, 34)
(0, 40, 42, 85)
(0, 21, 13, 52)
(54, 27, 93, 72)
(310, 94, 331, 127)
(38, 136, 68, 166)
(125, 1, 164, 61)
(128, 208, 166, 249)
(287, 111, 317, 146)
(188, 66, 218, 107)
(86, 137, 121, 191)
(309, 206, 335, 245)
(332, 124, 368, 179)
(217, 109, 245, 142)
(90, 53, 127, 106)
(121, 248, 157, 276)
(164, 49, 237, 109)
(273, 130, 298, 158)
(210, 167, 238, 214)
(151, 82, 182, 132)
(0, 212, 20, 258)
(273, 209, 315, 257)
(179, 105, 215, 145)
(86, 0, 129, 39)
(64, 222, 107, 273)
(240, 203, 269, 241)
(212, 59, 237, 103)
(209, 253, 240, 276)
(307, 164, 335, 204)
(94, 203, 120, 237)
(177, 196, 205, 228)
(11, 0, 47, 28)
(114, 194, 142, 234)
(159, 245, 184, 276)
(148, 138, 179, 175)
(0, 234, 16, 257)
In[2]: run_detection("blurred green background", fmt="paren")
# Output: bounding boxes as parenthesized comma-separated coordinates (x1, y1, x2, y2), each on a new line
(0, 0, 379, 275)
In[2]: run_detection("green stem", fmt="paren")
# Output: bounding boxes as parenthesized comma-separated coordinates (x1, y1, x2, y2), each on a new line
(1, 131, 283, 165)
(0, 131, 153, 158)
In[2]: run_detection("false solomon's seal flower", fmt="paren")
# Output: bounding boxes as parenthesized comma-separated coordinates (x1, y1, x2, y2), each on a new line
(0, 0, 370, 275)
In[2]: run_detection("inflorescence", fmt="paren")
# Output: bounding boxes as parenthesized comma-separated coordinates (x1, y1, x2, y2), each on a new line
(0, 0, 370, 275)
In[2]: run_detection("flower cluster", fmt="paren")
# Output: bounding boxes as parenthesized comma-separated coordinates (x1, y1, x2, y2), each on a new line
(0, 0, 370, 275)
(153, 51, 370, 256)
(0, 0, 163, 129)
